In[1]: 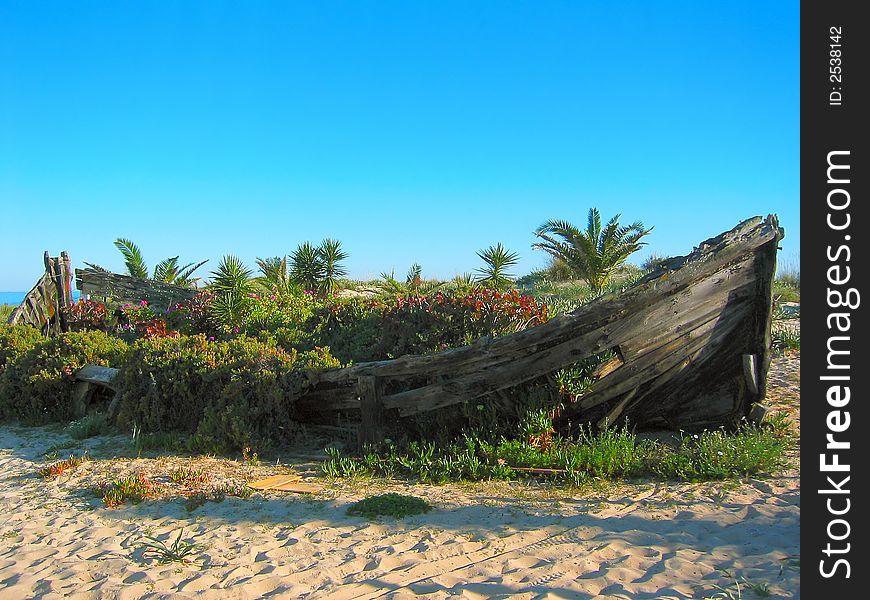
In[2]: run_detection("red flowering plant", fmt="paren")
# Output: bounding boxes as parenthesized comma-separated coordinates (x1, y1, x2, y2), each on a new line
(117, 300, 157, 330)
(376, 289, 548, 358)
(164, 292, 219, 337)
(63, 300, 110, 332)
(116, 300, 180, 340)
(134, 318, 179, 340)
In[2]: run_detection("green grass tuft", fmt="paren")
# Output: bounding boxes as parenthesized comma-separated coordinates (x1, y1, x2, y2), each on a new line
(97, 474, 159, 507)
(66, 413, 112, 440)
(141, 529, 202, 564)
(346, 493, 432, 519)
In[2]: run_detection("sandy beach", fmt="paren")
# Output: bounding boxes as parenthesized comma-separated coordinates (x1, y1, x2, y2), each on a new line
(0, 354, 799, 599)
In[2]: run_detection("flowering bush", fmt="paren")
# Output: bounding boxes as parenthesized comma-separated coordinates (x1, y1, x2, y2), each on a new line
(165, 290, 318, 344)
(166, 292, 218, 336)
(134, 318, 179, 340)
(305, 290, 547, 363)
(377, 289, 548, 358)
(118, 300, 158, 330)
(63, 300, 110, 332)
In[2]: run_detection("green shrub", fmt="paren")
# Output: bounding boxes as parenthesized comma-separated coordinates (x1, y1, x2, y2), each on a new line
(0, 324, 44, 373)
(166, 292, 219, 336)
(307, 299, 383, 363)
(346, 493, 432, 519)
(560, 425, 645, 484)
(772, 324, 800, 354)
(245, 292, 317, 336)
(115, 334, 339, 451)
(0, 304, 14, 323)
(97, 474, 159, 507)
(651, 426, 787, 481)
(0, 330, 128, 423)
(772, 280, 799, 304)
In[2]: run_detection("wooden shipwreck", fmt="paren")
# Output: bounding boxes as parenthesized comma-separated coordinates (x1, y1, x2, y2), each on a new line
(300, 215, 784, 441)
(11, 215, 784, 442)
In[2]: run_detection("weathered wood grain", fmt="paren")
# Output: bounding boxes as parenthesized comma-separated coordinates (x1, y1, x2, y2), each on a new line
(75, 269, 197, 310)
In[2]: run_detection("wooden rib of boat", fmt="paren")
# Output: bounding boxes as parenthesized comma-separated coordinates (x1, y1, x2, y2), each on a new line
(300, 215, 784, 438)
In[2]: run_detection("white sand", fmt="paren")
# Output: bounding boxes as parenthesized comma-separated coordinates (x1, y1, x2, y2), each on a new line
(0, 356, 800, 599)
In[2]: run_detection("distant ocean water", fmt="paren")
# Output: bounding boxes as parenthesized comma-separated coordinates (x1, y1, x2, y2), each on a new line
(1, 291, 81, 305)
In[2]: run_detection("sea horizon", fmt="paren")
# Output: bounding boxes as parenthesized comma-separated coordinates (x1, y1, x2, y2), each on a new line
(1, 291, 81, 305)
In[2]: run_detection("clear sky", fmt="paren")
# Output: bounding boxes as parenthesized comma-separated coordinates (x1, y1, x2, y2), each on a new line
(0, 1, 799, 290)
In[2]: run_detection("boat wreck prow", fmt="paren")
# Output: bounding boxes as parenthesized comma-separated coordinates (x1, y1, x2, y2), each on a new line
(302, 215, 785, 438)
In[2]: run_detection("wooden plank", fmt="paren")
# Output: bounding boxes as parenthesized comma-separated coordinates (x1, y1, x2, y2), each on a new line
(591, 355, 624, 380)
(71, 381, 95, 418)
(358, 376, 386, 448)
(74, 269, 197, 310)
(509, 467, 566, 475)
(596, 388, 638, 429)
(295, 386, 361, 412)
(247, 474, 301, 489)
(247, 475, 322, 494)
(75, 365, 120, 388)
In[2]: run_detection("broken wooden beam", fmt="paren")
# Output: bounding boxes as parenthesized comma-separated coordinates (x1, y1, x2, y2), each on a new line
(357, 376, 386, 449)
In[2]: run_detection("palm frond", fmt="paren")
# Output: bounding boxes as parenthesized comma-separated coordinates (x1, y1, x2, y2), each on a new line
(255, 256, 295, 294)
(114, 238, 148, 279)
(153, 256, 180, 283)
(210, 255, 254, 293)
(174, 260, 209, 287)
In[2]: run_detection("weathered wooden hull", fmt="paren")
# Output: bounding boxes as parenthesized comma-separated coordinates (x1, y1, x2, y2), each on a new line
(7, 252, 75, 336)
(301, 215, 784, 435)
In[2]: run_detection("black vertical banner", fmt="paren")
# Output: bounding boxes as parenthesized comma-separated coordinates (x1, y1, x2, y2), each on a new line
(802, 1, 868, 596)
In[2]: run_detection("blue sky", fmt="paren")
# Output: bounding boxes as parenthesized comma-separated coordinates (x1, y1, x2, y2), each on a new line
(0, 1, 799, 290)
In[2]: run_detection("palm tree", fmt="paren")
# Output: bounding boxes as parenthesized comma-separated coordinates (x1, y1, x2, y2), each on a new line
(532, 208, 652, 292)
(376, 263, 443, 298)
(289, 239, 349, 296)
(475, 243, 520, 291)
(406, 262, 423, 294)
(317, 238, 348, 296)
(452, 272, 479, 294)
(290, 242, 325, 293)
(209, 255, 254, 330)
(255, 256, 298, 295)
(153, 256, 209, 286)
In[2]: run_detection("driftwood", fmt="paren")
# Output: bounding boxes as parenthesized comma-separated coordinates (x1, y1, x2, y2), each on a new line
(75, 269, 197, 310)
(7, 252, 75, 336)
(302, 215, 784, 439)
